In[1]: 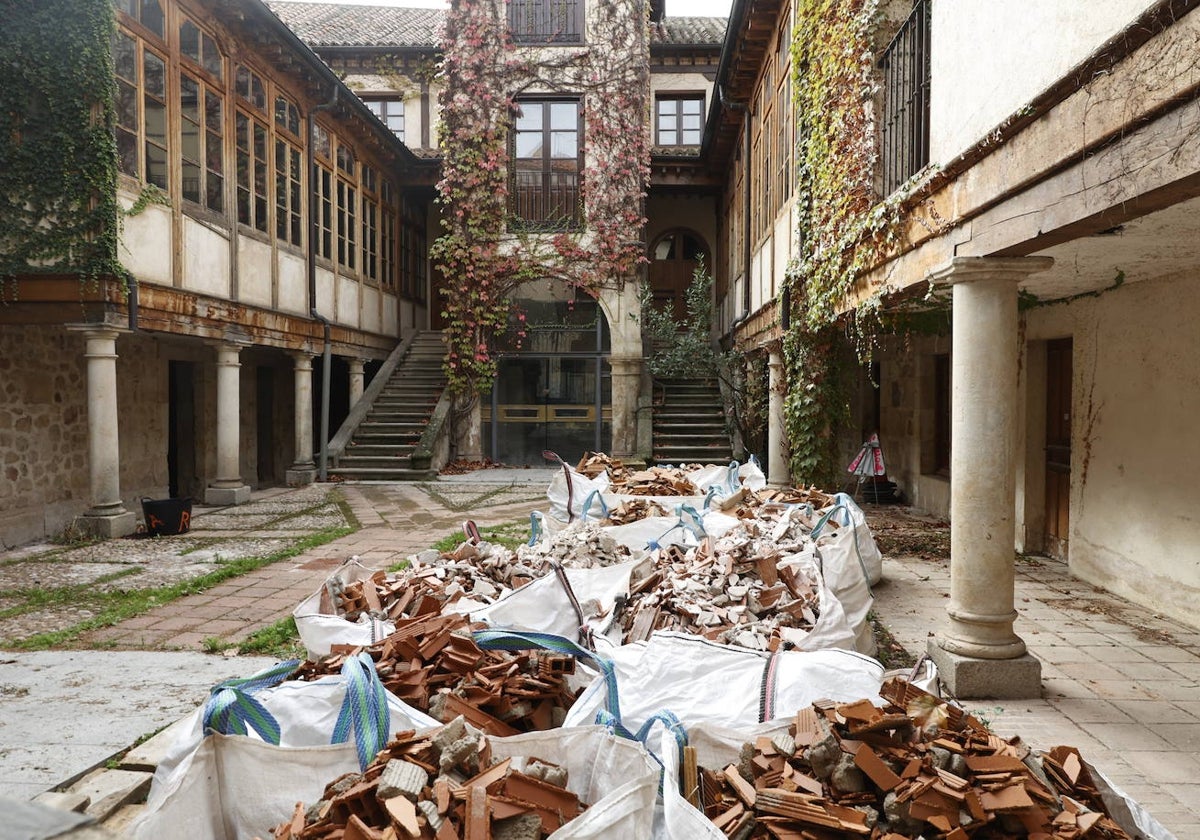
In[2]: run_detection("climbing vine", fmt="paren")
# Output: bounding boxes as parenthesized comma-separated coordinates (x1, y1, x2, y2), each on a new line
(432, 0, 651, 397)
(0, 0, 129, 296)
(781, 0, 907, 485)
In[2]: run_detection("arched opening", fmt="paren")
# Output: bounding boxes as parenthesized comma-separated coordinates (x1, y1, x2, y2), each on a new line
(648, 228, 709, 322)
(484, 281, 612, 465)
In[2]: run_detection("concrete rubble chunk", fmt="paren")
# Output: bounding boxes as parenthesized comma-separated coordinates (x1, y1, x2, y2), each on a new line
(32, 791, 91, 813)
(377, 758, 428, 802)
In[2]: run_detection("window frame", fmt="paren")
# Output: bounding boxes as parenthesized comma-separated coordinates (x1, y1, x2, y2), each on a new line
(508, 98, 583, 232)
(364, 98, 405, 142)
(654, 93, 705, 148)
(507, 0, 584, 45)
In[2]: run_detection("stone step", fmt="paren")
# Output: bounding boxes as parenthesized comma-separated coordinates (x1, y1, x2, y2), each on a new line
(338, 455, 418, 468)
(329, 466, 438, 481)
(344, 444, 418, 457)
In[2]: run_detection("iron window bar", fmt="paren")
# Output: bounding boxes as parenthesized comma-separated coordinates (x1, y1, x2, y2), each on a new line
(879, 0, 932, 196)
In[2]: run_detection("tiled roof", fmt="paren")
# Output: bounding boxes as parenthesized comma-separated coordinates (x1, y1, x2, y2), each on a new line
(267, 2, 724, 49)
(266, 2, 444, 48)
(651, 16, 726, 46)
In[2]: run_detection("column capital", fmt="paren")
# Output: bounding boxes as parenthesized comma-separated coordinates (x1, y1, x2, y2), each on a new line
(346, 357, 367, 372)
(290, 350, 315, 368)
(929, 256, 1054, 286)
(607, 355, 643, 376)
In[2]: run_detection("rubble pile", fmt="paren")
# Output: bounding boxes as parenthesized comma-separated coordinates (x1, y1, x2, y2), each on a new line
(516, 522, 634, 571)
(575, 451, 700, 496)
(272, 718, 584, 840)
(604, 498, 668, 524)
(618, 538, 823, 649)
(325, 545, 534, 624)
(692, 679, 1134, 839)
(292, 613, 579, 736)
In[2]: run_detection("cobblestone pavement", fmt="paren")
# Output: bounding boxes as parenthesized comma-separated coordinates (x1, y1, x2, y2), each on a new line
(1, 480, 1197, 835)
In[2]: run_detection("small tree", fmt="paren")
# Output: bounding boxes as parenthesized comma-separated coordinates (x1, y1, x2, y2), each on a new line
(639, 257, 768, 462)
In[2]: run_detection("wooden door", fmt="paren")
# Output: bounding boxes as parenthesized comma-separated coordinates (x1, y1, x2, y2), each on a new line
(648, 230, 706, 323)
(1044, 338, 1072, 558)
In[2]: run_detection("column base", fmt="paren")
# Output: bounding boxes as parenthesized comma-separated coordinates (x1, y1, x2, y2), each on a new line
(205, 484, 251, 505)
(286, 466, 318, 486)
(77, 510, 137, 539)
(927, 638, 1042, 699)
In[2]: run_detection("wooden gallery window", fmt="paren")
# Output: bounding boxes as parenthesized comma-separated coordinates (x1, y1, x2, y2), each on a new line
(335, 145, 357, 270)
(362, 165, 379, 282)
(112, 29, 169, 190)
(402, 199, 426, 301)
(380, 180, 397, 290)
(235, 112, 269, 232)
(313, 125, 334, 261)
(179, 21, 224, 213)
(274, 96, 303, 246)
(115, 0, 164, 38)
(509, 99, 581, 230)
(655, 95, 703, 147)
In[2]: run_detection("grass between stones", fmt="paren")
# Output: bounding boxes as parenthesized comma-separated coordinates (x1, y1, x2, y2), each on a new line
(0, 523, 354, 651)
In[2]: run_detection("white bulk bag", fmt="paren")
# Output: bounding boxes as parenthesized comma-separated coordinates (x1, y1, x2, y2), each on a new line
(131, 674, 439, 840)
(813, 494, 884, 585)
(563, 631, 885, 733)
(293, 559, 394, 659)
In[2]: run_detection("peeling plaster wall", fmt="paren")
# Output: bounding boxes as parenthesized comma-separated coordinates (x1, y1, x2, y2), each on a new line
(930, 0, 1159, 164)
(1022, 273, 1200, 630)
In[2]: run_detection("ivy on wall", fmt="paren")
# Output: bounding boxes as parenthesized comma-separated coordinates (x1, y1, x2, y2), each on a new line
(782, 0, 898, 486)
(0, 0, 129, 294)
(432, 0, 651, 397)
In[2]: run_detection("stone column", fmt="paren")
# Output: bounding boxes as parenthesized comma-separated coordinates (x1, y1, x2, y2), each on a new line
(609, 355, 643, 461)
(68, 324, 136, 538)
(205, 341, 251, 505)
(347, 358, 367, 408)
(927, 256, 1052, 698)
(766, 343, 789, 487)
(453, 392, 484, 462)
(286, 352, 317, 486)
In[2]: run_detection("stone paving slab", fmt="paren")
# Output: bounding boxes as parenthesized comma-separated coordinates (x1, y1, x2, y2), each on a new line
(0, 650, 277, 800)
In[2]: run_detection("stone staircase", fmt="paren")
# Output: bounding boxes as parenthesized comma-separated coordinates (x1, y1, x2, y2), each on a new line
(651, 378, 734, 464)
(330, 331, 447, 481)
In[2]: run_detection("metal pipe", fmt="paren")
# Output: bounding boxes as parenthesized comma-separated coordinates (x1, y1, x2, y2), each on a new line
(126, 276, 139, 332)
(308, 87, 339, 481)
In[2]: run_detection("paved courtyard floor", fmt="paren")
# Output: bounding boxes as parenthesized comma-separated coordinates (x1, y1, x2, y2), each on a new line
(0, 474, 1196, 836)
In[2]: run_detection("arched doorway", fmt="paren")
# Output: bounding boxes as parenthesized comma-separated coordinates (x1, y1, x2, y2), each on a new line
(648, 229, 709, 322)
(484, 281, 612, 465)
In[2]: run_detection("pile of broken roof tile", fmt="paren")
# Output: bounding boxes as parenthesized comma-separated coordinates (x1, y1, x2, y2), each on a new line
(692, 678, 1132, 839)
(273, 717, 583, 840)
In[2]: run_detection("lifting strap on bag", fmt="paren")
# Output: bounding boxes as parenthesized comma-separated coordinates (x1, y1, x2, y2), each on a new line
(202, 659, 299, 744)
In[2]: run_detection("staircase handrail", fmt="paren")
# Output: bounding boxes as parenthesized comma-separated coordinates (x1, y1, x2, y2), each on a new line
(327, 331, 422, 463)
(409, 386, 453, 471)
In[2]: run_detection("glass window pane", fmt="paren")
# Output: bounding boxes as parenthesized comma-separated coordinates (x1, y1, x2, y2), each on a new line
(182, 160, 201, 203)
(515, 133, 542, 158)
(251, 76, 265, 111)
(205, 93, 222, 134)
(115, 80, 138, 130)
(656, 99, 673, 117)
(206, 130, 222, 173)
(550, 130, 576, 159)
(181, 119, 200, 163)
(659, 114, 676, 132)
(116, 128, 138, 176)
(550, 102, 576, 130)
(141, 0, 164, 37)
(115, 0, 135, 16)
(682, 112, 701, 131)
(112, 31, 136, 81)
(180, 75, 199, 121)
(660, 129, 677, 145)
(682, 98, 703, 115)
(143, 51, 165, 97)
(144, 99, 166, 145)
(681, 128, 700, 145)
(145, 141, 167, 188)
(515, 105, 542, 131)
(202, 34, 222, 80)
(180, 20, 200, 61)
(207, 172, 223, 212)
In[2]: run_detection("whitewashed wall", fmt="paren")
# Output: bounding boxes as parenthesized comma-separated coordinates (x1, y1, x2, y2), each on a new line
(930, 0, 1158, 163)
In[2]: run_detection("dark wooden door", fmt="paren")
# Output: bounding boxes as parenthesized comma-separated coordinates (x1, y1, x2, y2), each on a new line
(648, 230, 706, 323)
(1044, 338, 1072, 558)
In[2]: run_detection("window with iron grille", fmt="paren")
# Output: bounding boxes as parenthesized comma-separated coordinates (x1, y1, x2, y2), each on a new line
(509, 100, 582, 230)
(879, 0, 931, 195)
(508, 0, 583, 44)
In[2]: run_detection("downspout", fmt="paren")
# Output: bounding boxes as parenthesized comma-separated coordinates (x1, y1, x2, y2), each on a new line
(126, 276, 139, 332)
(719, 84, 752, 328)
(307, 88, 339, 481)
